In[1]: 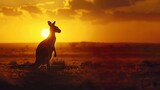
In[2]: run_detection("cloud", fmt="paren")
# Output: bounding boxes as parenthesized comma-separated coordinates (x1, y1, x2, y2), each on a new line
(21, 5, 42, 14)
(57, 9, 77, 19)
(0, 0, 66, 17)
(80, 11, 160, 25)
(80, 10, 106, 21)
(113, 11, 160, 21)
(46, 8, 76, 20)
(0, 5, 43, 17)
(62, 0, 160, 23)
(1, 0, 159, 22)
(69, 0, 143, 10)
(46, 10, 56, 19)
(69, 0, 93, 10)
(0, 0, 65, 7)
(93, 0, 131, 9)
(0, 7, 22, 16)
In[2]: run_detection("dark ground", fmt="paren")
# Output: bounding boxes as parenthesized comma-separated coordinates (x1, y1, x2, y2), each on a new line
(0, 42, 160, 90)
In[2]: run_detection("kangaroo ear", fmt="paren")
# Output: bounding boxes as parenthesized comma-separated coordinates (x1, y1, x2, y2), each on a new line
(48, 21, 52, 26)
(53, 21, 56, 25)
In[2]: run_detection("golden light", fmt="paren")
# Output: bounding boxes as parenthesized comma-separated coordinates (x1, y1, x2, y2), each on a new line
(41, 28, 50, 38)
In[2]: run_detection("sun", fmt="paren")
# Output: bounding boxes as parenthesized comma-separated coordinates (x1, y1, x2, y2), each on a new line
(41, 28, 50, 38)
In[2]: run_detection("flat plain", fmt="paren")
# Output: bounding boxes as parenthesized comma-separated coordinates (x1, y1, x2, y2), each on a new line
(0, 42, 160, 90)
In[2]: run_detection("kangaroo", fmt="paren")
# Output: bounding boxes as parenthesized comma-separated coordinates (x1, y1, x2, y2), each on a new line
(34, 21, 61, 69)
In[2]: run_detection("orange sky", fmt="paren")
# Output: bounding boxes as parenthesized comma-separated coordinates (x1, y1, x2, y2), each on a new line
(0, 0, 160, 43)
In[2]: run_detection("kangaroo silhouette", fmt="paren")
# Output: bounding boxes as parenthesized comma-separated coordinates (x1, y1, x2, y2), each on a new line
(34, 21, 61, 69)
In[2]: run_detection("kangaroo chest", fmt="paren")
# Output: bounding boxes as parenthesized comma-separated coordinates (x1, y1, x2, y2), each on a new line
(38, 38, 56, 51)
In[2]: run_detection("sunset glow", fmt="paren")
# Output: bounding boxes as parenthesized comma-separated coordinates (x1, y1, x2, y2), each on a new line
(0, 0, 160, 43)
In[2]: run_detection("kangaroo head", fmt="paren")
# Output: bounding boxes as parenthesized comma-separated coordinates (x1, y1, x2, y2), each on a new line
(48, 21, 61, 33)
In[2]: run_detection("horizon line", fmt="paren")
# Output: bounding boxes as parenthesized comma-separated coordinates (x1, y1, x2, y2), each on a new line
(0, 41, 160, 44)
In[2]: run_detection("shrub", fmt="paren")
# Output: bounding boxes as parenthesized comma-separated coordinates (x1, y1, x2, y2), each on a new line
(80, 61, 93, 68)
(51, 60, 66, 69)
(8, 61, 18, 66)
